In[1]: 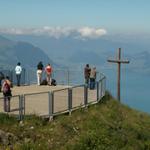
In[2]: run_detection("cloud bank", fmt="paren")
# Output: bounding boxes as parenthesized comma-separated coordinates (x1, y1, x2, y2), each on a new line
(0, 26, 107, 39)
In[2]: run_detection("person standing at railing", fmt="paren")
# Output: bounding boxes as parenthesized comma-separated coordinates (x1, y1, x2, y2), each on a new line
(37, 61, 44, 85)
(84, 64, 91, 86)
(15, 62, 22, 86)
(1, 76, 12, 112)
(45, 63, 52, 85)
(90, 67, 97, 90)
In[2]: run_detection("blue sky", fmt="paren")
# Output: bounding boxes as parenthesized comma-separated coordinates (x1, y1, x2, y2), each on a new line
(0, 0, 150, 34)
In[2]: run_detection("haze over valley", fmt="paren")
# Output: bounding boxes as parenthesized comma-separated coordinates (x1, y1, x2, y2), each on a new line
(1, 32, 150, 76)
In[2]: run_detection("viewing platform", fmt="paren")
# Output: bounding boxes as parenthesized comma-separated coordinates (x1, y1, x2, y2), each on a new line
(0, 69, 106, 120)
(0, 82, 105, 119)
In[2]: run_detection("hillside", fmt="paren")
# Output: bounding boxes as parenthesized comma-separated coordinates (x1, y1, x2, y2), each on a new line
(0, 35, 54, 69)
(0, 94, 150, 150)
(3, 34, 150, 74)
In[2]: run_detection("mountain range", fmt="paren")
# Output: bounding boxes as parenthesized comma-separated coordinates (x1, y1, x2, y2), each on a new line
(0, 35, 54, 69)
(1, 34, 150, 74)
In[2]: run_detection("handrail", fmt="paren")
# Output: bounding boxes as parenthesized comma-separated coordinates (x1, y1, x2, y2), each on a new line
(0, 70, 106, 120)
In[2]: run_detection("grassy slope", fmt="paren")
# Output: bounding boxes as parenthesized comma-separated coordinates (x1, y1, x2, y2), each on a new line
(0, 93, 150, 150)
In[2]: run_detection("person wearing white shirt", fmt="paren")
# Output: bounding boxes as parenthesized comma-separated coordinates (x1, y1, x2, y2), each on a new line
(15, 62, 22, 86)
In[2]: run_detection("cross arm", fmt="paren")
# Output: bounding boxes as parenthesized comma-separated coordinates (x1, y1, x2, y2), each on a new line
(107, 59, 130, 64)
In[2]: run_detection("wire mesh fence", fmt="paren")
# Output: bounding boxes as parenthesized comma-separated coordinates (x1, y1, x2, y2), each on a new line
(0, 68, 102, 86)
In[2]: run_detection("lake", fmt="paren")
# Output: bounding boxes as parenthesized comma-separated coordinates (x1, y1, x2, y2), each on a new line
(102, 67, 150, 114)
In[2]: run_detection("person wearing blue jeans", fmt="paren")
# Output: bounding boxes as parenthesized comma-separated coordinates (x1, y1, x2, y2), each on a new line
(84, 64, 91, 87)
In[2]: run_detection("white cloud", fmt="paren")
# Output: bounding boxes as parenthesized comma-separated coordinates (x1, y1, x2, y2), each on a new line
(0, 26, 107, 39)
(41, 26, 75, 38)
(78, 27, 107, 39)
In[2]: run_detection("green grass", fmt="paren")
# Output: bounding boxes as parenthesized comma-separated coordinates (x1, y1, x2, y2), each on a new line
(0, 93, 150, 150)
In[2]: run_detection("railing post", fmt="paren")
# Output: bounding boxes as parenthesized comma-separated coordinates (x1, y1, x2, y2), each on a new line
(19, 95, 24, 121)
(68, 88, 72, 115)
(97, 81, 99, 101)
(67, 69, 69, 85)
(48, 92, 54, 121)
(10, 70, 13, 85)
(84, 84, 88, 107)
(19, 95, 21, 120)
(103, 77, 106, 96)
(28, 69, 30, 85)
(23, 68, 25, 85)
(23, 95, 25, 115)
(100, 80, 103, 99)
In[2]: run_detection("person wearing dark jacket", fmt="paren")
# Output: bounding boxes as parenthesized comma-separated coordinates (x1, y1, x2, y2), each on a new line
(37, 61, 44, 85)
(84, 64, 91, 85)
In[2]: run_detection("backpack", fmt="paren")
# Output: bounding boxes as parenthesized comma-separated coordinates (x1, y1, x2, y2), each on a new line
(51, 79, 57, 86)
(40, 79, 48, 85)
(3, 82, 10, 94)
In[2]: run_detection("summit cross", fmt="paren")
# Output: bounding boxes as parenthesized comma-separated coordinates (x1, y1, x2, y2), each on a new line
(107, 48, 130, 102)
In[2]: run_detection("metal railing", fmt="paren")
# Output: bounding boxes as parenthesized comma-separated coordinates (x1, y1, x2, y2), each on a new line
(0, 68, 102, 86)
(0, 95, 23, 120)
(0, 76, 106, 120)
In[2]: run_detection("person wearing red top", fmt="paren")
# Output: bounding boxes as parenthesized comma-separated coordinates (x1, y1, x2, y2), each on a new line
(45, 64, 52, 85)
